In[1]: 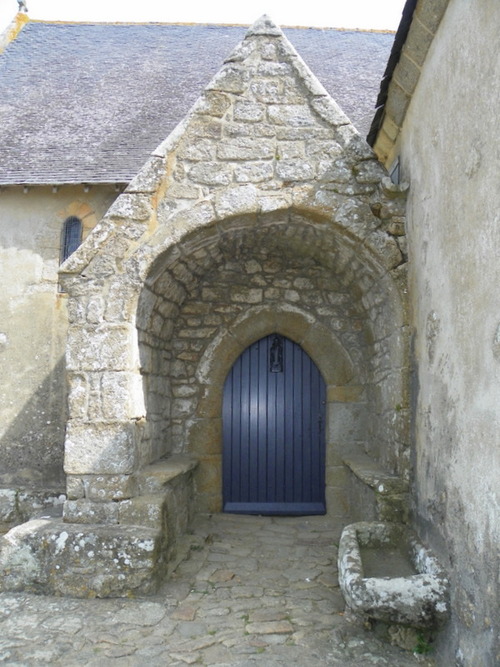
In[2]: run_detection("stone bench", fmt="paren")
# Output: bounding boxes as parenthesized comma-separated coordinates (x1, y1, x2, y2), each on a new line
(342, 452, 409, 524)
(0, 455, 198, 597)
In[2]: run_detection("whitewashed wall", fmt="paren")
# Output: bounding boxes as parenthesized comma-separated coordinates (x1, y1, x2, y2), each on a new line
(400, 1, 500, 663)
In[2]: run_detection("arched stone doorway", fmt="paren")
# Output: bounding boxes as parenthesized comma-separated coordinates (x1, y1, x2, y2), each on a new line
(222, 333, 327, 515)
(134, 210, 406, 519)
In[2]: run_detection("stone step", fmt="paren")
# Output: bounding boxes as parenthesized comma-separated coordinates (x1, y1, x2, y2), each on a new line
(0, 486, 66, 533)
(63, 455, 198, 528)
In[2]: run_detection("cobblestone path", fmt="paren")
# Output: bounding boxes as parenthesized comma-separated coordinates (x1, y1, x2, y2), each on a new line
(0, 514, 434, 665)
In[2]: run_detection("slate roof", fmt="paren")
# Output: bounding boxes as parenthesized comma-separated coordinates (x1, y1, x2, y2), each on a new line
(0, 20, 395, 185)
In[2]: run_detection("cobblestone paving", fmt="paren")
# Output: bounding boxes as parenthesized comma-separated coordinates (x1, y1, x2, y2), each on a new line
(0, 514, 434, 665)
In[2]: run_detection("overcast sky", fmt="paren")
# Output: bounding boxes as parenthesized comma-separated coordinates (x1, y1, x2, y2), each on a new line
(0, 0, 405, 33)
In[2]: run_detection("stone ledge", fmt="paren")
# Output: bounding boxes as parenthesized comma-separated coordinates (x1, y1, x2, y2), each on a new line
(135, 455, 198, 494)
(0, 486, 66, 534)
(0, 518, 162, 597)
(62, 456, 198, 528)
(343, 453, 409, 524)
(343, 453, 408, 495)
(0, 457, 200, 597)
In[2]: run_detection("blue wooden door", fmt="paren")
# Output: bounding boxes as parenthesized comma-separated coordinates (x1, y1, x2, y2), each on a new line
(223, 334, 326, 515)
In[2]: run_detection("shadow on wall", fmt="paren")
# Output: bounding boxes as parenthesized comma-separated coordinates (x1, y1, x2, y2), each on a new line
(0, 356, 67, 490)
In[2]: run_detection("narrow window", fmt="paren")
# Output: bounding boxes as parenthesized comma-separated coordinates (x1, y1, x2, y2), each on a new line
(61, 216, 82, 262)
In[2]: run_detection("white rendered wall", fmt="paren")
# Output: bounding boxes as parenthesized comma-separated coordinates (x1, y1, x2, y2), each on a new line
(400, 1, 500, 663)
(0, 185, 118, 487)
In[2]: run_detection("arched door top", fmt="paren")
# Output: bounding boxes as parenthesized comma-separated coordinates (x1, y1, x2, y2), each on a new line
(223, 334, 326, 515)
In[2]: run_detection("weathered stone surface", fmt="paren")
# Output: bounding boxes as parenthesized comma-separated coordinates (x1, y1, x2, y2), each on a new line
(0, 486, 66, 532)
(246, 620, 293, 634)
(217, 137, 274, 160)
(234, 162, 273, 183)
(118, 495, 164, 529)
(63, 499, 119, 525)
(343, 453, 409, 496)
(0, 489, 17, 525)
(177, 139, 215, 161)
(126, 157, 166, 193)
(66, 324, 135, 372)
(187, 162, 231, 186)
(214, 185, 258, 218)
(135, 456, 198, 494)
(276, 160, 315, 181)
(230, 287, 262, 304)
(327, 385, 364, 403)
(207, 65, 249, 94)
(354, 160, 387, 184)
(310, 96, 350, 126)
(64, 422, 139, 475)
(66, 475, 85, 500)
(86, 474, 136, 501)
(196, 91, 232, 118)
(268, 104, 316, 127)
(0, 519, 161, 597)
(233, 100, 265, 122)
(106, 193, 152, 221)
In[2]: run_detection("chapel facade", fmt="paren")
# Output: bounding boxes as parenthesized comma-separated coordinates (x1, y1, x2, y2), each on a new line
(0, 3, 498, 665)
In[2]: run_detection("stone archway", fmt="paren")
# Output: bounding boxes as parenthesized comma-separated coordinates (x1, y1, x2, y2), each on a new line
(134, 209, 407, 519)
(190, 304, 356, 516)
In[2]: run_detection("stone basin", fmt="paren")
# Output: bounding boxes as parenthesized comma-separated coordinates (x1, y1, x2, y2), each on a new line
(338, 521, 449, 628)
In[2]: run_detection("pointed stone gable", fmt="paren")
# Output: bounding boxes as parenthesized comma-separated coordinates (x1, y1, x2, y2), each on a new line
(61, 15, 404, 285)
(150, 14, 380, 233)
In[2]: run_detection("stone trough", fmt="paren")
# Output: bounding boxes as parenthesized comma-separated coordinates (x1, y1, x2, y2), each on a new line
(338, 521, 449, 628)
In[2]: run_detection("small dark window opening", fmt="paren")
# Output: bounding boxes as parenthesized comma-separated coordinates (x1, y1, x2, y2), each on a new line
(61, 216, 82, 263)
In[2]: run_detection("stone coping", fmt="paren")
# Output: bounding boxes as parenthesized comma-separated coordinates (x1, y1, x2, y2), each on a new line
(135, 455, 199, 494)
(0, 486, 66, 533)
(343, 452, 408, 495)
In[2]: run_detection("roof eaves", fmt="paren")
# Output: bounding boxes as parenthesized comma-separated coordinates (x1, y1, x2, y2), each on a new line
(0, 178, 129, 187)
(368, 0, 451, 166)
